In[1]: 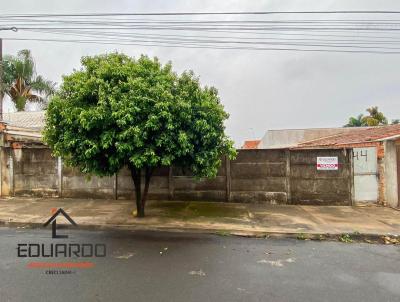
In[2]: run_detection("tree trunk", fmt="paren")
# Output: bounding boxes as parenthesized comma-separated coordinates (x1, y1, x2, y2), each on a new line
(129, 165, 153, 218)
(142, 167, 153, 207)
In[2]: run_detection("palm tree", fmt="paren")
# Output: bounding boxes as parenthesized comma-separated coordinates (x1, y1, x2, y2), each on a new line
(344, 114, 365, 127)
(362, 106, 388, 126)
(0, 49, 55, 111)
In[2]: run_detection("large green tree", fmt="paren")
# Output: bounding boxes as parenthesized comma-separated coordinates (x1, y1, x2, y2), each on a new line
(44, 53, 236, 217)
(1, 49, 55, 111)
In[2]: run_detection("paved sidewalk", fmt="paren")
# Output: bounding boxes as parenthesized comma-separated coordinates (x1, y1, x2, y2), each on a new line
(0, 197, 399, 237)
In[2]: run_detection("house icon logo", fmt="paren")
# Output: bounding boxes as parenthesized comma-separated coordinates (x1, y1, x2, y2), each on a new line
(43, 208, 77, 239)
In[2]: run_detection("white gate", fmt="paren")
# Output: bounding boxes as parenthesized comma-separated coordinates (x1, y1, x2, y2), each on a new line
(353, 147, 378, 203)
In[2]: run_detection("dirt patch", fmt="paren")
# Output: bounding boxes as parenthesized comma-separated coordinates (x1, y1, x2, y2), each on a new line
(148, 201, 246, 220)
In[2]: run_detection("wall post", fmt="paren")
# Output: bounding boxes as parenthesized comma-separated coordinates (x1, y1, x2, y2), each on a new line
(57, 157, 63, 198)
(8, 150, 13, 196)
(348, 149, 354, 206)
(114, 173, 118, 200)
(225, 155, 231, 202)
(285, 150, 291, 204)
(168, 166, 174, 200)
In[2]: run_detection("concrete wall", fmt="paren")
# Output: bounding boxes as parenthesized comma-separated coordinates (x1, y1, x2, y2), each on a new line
(230, 149, 287, 203)
(290, 149, 351, 205)
(117, 166, 170, 200)
(62, 165, 114, 199)
(172, 160, 227, 201)
(3, 147, 353, 205)
(12, 148, 58, 197)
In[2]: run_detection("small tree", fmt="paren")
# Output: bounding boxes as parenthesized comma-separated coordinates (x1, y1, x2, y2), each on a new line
(44, 53, 236, 217)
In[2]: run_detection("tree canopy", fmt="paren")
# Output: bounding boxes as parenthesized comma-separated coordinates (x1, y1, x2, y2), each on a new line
(0, 49, 55, 111)
(344, 114, 364, 127)
(44, 53, 236, 217)
(344, 106, 389, 127)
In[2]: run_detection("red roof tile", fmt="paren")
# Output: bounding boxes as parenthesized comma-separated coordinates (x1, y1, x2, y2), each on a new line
(297, 124, 400, 148)
(241, 140, 261, 149)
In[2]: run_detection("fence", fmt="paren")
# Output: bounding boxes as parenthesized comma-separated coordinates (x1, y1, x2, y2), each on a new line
(1, 147, 353, 205)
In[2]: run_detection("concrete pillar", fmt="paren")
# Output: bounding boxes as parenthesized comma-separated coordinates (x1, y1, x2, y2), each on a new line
(0, 148, 10, 196)
(168, 166, 174, 200)
(8, 150, 13, 196)
(114, 173, 118, 200)
(285, 150, 291, 204)
(57, 157, 63, 198)
(349, 149, 354, 206)
(225, 156, 231, 202)
(383, 141, 398, 208)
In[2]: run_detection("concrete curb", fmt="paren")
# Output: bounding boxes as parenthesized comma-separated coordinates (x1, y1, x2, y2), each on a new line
(1, 219, 399, 244)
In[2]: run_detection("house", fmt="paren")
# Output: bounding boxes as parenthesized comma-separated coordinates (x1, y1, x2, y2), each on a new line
(241, 140, 261, 149)
(0, 111, 44, 148)
(2, 111, 45, 130)
(258, 127, 374, 149)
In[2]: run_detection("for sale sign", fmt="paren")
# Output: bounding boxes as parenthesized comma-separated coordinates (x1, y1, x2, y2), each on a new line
(317, 157, 338, 170)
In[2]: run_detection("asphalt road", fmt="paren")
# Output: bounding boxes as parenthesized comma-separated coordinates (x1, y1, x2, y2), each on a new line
(0, 227, 399, 302)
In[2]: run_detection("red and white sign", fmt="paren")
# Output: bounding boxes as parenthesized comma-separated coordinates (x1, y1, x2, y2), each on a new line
(317, 157, 338, 170)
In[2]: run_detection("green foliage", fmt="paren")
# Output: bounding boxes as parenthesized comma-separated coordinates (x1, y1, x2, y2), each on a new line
(362, 106, 388, 126)
(344, 106, 388, 127)
(0, 49, 55, 111)
(215, 230, 231, 236)
(44, 53, 235, 177)
(339, 233, 353, 243)
(344, 114, 364, 127)
(296, 233, 309, 240)
(44, 53, 236, 216)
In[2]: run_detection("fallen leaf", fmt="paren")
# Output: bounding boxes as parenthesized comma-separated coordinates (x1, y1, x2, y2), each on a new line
(257, 258, 295, 267)
(257, 259, 284, 267)
(115, 252, 135, 259)
(188, 270, 206, 276)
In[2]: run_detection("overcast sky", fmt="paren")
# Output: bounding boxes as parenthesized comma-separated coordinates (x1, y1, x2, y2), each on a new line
(2, 0, 400, 146)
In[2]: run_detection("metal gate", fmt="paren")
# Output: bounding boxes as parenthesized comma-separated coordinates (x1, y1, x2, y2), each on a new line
(353, 147, 378, 203)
